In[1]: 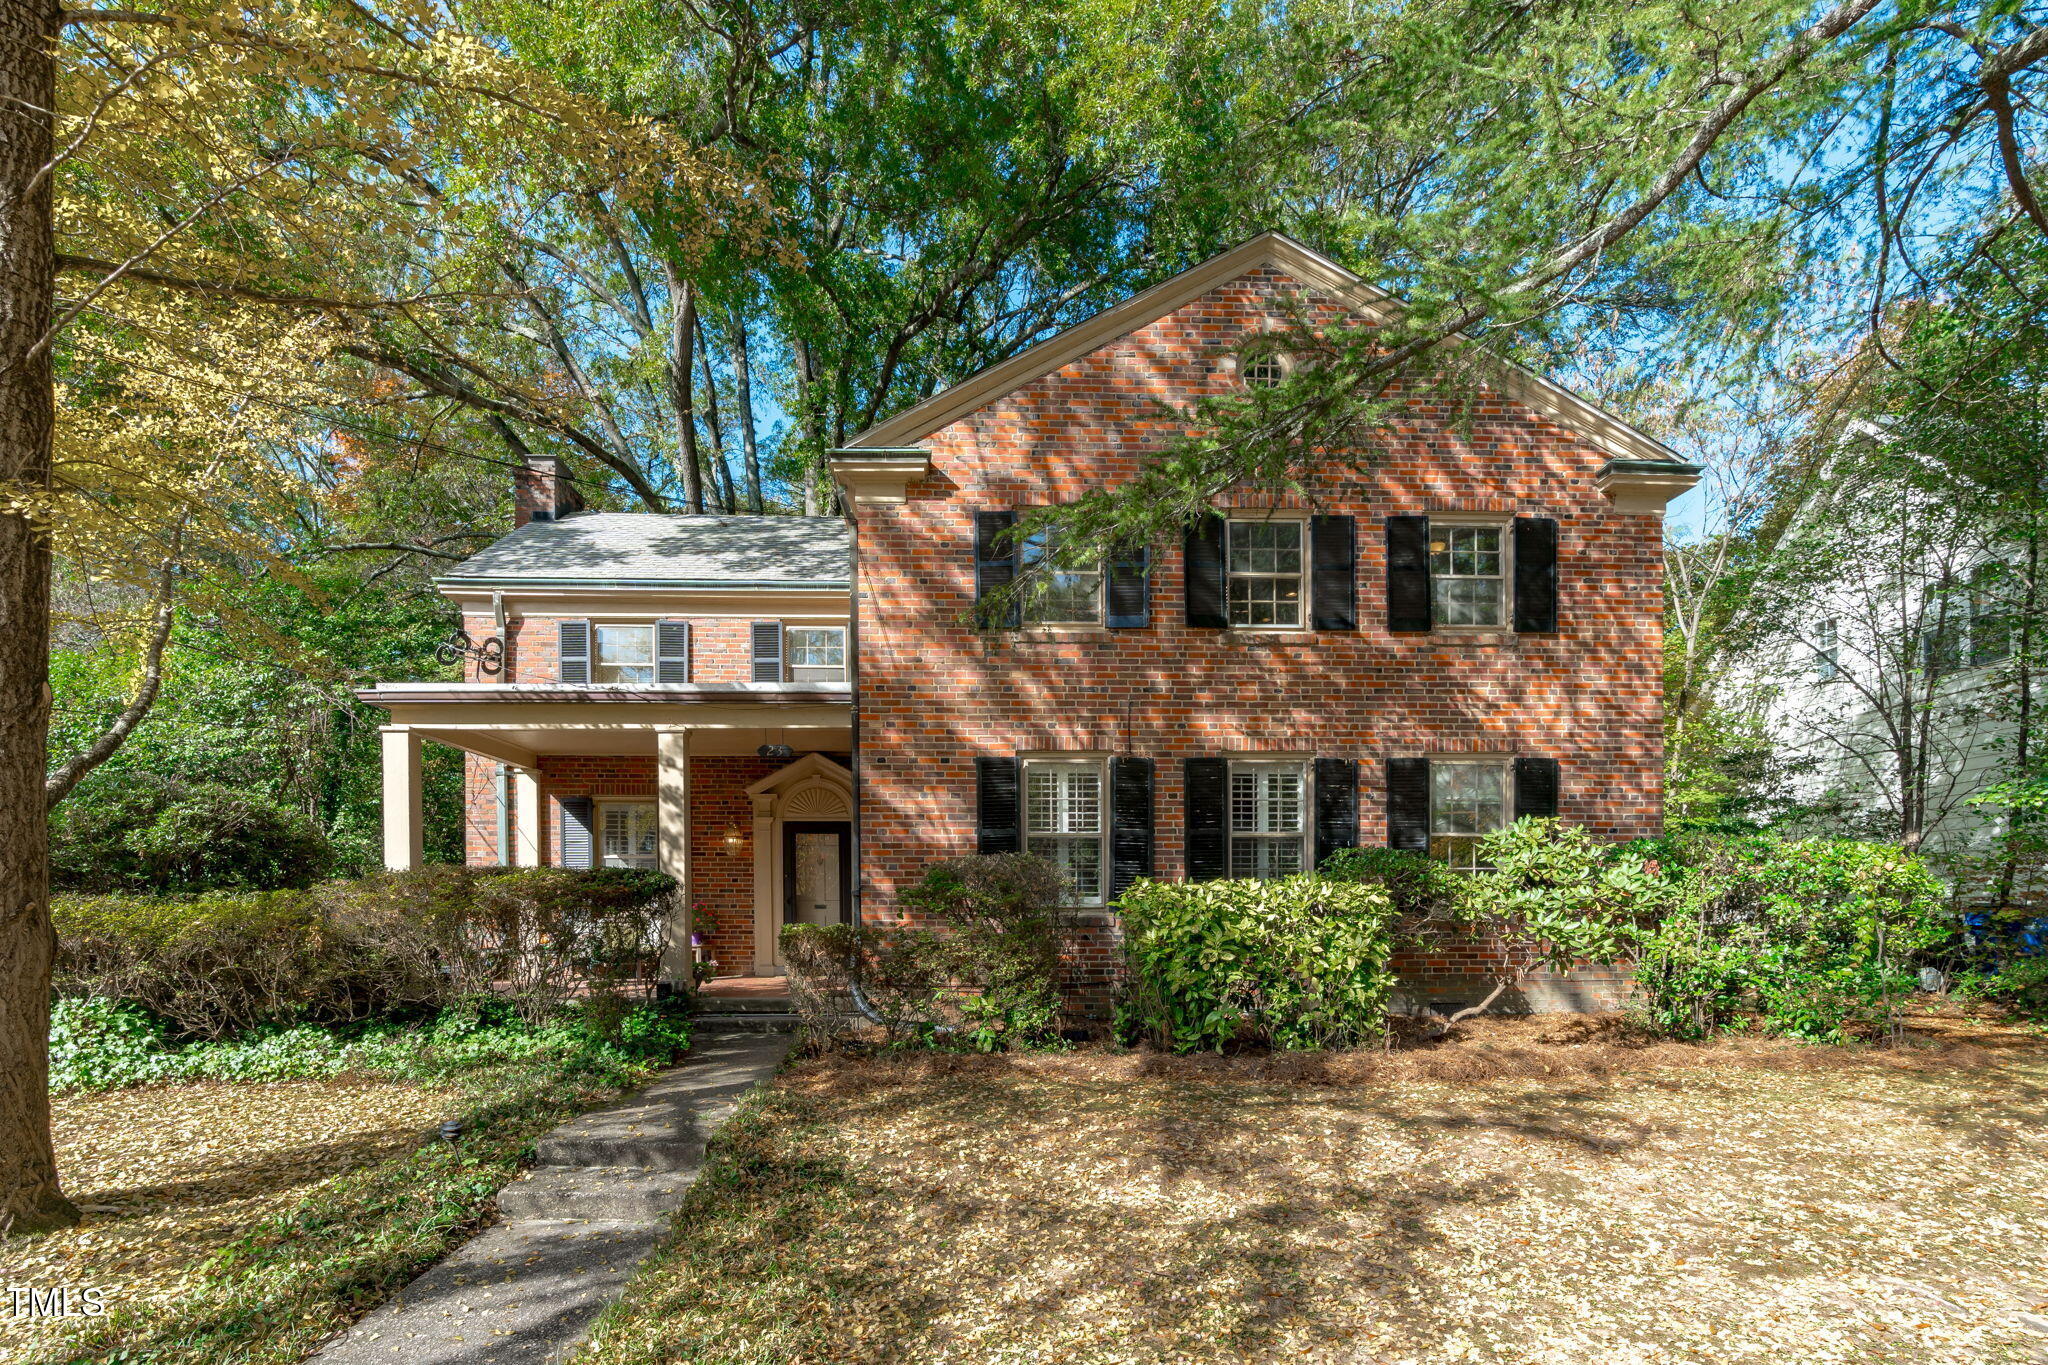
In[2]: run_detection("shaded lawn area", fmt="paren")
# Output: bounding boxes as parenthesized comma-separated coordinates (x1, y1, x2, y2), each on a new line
(1, 1079, 451, 1364)
(586, 1015, 2048, 1365)
(2, 1042, 684, 1365)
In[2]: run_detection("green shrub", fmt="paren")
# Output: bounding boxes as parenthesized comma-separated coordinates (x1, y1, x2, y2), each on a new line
(1631, 835, 1950, 1042)
(783, 853, 1070, 1052)
(51, 775, 333, 892)
(1115, 875, 1396, 1052)
(1952, 956, 2048, 1018)
(47, 994, 694, 1093)
(53, 866, 677, 1038)
(1319, 846, 1461, 919)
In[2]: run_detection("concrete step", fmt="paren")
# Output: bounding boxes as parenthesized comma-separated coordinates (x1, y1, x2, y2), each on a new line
(692, 995, 796, 1015)
(692, 1012, 802, 1034)
(496, 1167, 700, 1221)
(533, 1133, 705, 1170)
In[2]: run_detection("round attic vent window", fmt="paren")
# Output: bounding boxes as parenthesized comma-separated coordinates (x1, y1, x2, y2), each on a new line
(1241, 355, 1287, 389)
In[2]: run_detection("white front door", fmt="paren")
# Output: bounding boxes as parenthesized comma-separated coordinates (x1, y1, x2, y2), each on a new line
(600, 803, 660, 869)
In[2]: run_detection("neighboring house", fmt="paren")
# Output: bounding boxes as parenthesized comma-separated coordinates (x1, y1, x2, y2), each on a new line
(362, 233, 1698, 1013)
(1740, 439, 2037, 903)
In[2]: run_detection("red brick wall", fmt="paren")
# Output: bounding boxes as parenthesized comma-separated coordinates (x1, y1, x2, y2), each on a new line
(852, 263, 1667, 1017)
(462, 612, 840, 685)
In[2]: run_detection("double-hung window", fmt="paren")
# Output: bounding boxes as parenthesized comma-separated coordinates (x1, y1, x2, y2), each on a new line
(1226, 520, 1304, 628)
(600, 803, 660, 869)
(1229, 760, 1307, 877)
(593, 625, 655, 684)
(1815, 619, 1840, 681)
(1024, 758, 1106, 903)
(1428, 524, 1507, 627)
(1019, 525, 1103, 625)
(1430, 760, 1510, 871)
(786, 626, 846, 683)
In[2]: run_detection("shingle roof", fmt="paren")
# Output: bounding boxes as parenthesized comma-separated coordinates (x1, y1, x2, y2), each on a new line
(438, 513, 850, 588)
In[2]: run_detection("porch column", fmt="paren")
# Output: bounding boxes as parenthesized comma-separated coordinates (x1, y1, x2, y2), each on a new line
(379, 728, 423, 870)
(511, 767, 543, 866)
(750, 792, 777, 975)
(656, 726, 693, 987)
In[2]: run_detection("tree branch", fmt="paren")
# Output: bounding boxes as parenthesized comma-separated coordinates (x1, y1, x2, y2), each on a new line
(45, 543, 179, 808)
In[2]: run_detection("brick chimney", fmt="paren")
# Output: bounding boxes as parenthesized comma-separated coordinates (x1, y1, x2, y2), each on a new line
(513, 453, 585, 527)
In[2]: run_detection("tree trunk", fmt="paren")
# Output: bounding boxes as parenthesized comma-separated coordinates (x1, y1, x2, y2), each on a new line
(664, 265, 703, 515)
(731, 303, 763, 514)
(2000, 518, 2041, 904)
(0, 0, 80, 1237)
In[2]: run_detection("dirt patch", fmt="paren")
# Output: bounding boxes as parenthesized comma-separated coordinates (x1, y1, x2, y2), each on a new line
(0, 1079, 451, 1364)
(795, 1008, 2036, 1093)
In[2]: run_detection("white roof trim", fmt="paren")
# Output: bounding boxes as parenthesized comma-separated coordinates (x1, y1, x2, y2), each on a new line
(841, 231, 1680, 464)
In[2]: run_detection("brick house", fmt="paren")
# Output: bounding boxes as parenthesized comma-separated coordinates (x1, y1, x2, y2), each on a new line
(364, 233, 1697, 1010)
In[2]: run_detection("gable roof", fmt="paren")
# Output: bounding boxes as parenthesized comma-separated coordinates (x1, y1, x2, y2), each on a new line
(840, 232, 1679, 464)
(437, 513, 850, 591)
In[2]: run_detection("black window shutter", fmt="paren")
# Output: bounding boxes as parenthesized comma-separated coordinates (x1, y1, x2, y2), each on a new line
(974, 510, 1019, 629)
(559, 797, 596, 869)
(1184, 757, 1228, 880)
(1110, 756, 1154, 895)
(558, 620, 591, 684)
(1310, 516, 1357, 631)
(976, 757, 1021, 855)
(1184, 516, 1228, 628)
(1514, 756, 1560, 821)
(1386, 757, 1431, 852)
(1106, 547, 1150, 629)
(656, 620, 690, 684)
(1314, 758, 1359, 867)
(1386, 516, 1432, 633)
(750, 621, 783, 682)
(1513, 517, 1560, 634)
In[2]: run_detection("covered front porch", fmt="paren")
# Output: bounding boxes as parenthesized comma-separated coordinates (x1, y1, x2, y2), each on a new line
(365, 683, 854, 984)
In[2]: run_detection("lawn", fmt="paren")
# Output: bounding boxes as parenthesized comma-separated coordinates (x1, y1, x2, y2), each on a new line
(0, 1079, 451, 1364)
(585, 1013, 2048, 1365)
(2, 1006, 692, 1365)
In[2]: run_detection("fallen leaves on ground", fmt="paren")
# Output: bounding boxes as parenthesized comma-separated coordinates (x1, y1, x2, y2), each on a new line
(587, 1013, 2048, 1365)
(0, 1079, 451, 1364)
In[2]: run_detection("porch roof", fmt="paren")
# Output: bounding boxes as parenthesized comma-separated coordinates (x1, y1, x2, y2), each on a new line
(359, 682, 851, 765)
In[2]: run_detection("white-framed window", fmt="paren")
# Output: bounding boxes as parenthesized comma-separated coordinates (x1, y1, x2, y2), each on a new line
(600, 802, 660, 869)
(1969, 563, 2012, 668)
(1815, 618, 1840, 681)
(1024, 758, 1106, 903)
(1429, 523, 1508, 628)
(1019, 525, 1103, 625)
(1240, 354, 1289, 389)
(1229, 759, 1308, 878)
(1430, 760, 1511, 871)
(1227, 519, 1305, 628)
(593, 624, 655, 684)
(786, 626, 846, 683)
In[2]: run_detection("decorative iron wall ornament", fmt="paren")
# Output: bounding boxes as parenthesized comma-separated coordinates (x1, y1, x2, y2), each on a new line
(435, 628, 505, 676)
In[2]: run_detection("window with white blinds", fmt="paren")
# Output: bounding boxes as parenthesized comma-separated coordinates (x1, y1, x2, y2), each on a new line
(1228, 761, 1307, 878)
(1023, 759, 1105, 903)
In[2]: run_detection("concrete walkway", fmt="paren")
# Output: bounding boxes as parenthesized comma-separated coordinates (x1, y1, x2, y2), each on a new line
(313, 1033, 792, 1365)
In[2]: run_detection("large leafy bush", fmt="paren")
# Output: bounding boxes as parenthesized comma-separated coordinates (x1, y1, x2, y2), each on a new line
(54, 865, 677, 1037)
(783, 853, 1070, 1051)
(1115, 874, 1397, 1052)
(51, 775, 333, 892)
(1630, 834, 1950, 1041)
